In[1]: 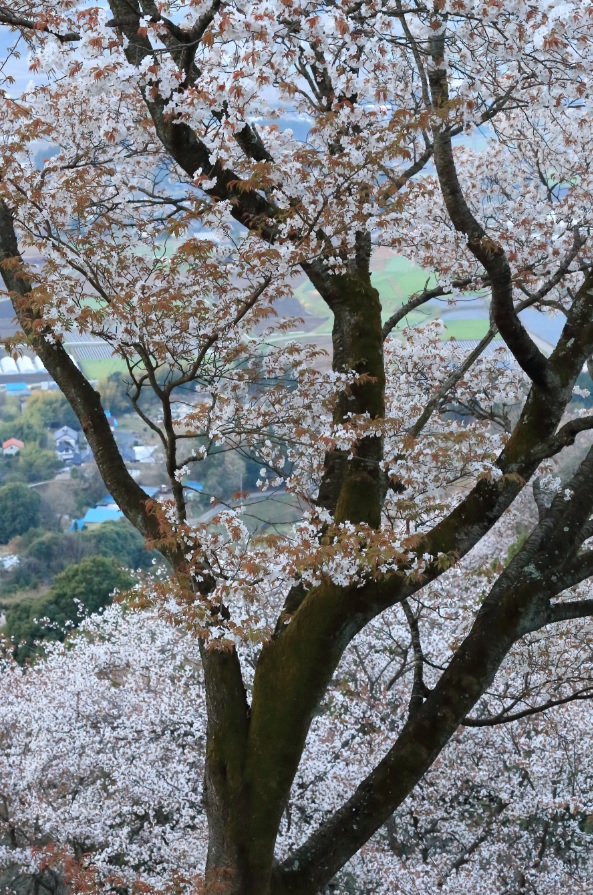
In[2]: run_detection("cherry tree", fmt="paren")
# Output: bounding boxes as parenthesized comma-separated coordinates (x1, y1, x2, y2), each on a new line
(1, 529, 593, 895)
(0, 2, 593, 894)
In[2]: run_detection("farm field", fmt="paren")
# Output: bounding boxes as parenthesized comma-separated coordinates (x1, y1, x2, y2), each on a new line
(78, 357, 128, 381)
(292, 249, 496, 342)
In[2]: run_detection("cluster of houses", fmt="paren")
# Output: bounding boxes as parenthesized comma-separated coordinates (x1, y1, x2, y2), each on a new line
(0, 416, 160, 468)
(53, 419, 160, 466)
(1, 426, 92, 464)
(54, 425, 91, 464)
(0, 410, 206, 532)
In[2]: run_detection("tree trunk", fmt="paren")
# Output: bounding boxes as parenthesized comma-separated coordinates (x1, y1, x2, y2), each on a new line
(203, 255, 387, 895)
(304, 256, 386, 528)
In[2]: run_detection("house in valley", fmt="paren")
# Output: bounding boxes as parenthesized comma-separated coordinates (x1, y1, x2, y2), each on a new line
(2, 438, 24, 457)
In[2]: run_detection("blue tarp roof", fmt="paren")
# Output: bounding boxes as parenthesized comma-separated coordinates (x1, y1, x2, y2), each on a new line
(70, 507, 124, 530)
(97, 487, 158, 508)
(184, 480, 204, 492)
(84, 507, 124, 523)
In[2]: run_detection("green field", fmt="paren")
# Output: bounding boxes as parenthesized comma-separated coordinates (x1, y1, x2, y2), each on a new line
(442, 319, 493, 340)
(292, 251, 494, 341)
(79, 357, 128, 381)
(294, 252, 434, 335)
(372, 254, 438, 320)
(80, 253, 494, 377)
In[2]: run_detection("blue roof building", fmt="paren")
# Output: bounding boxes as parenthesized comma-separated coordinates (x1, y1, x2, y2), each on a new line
(69, 507, 124, 530)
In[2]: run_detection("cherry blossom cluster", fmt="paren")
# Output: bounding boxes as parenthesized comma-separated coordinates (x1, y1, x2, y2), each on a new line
(1, 513, 592, 894)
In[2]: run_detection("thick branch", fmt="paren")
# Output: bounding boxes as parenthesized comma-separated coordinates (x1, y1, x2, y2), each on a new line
(428, 35, 551, 389)
(381, 276, 481, 340)
(532, 478, 548, 523)
(548, 597, 593, 624)
(0, 6, 79, 41)
(401, 600, 429, 713)
(106, 0, 277, 237)
(529, 414, 593, 464)
(274, 571, 544, 893)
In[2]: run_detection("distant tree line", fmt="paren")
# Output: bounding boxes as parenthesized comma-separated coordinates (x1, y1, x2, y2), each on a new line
(1, 521, 156, 662)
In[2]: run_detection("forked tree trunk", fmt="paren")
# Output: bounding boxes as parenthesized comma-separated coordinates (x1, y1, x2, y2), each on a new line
(201, 261, 387, 895)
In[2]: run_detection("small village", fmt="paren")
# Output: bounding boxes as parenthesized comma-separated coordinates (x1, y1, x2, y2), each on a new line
(0, 384, 192, 535)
